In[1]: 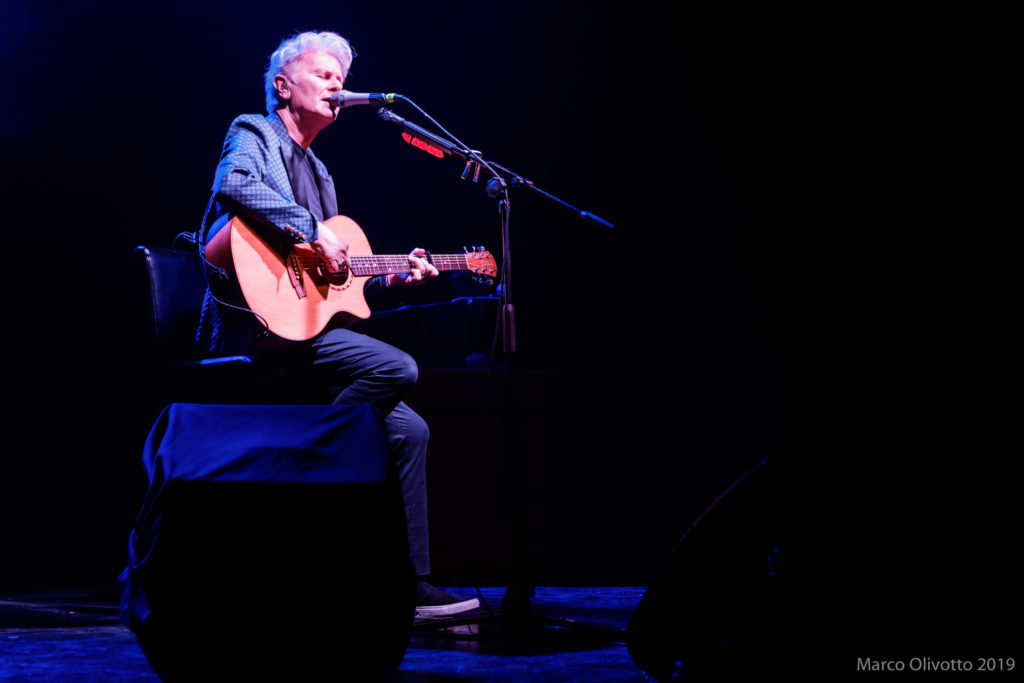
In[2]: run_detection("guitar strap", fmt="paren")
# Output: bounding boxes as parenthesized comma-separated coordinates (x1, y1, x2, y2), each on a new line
(195, 190, 229, 284)
(197, 190, 216, 245)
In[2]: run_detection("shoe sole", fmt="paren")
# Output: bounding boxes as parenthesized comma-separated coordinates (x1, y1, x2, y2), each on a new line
(415, 598, 481, 618)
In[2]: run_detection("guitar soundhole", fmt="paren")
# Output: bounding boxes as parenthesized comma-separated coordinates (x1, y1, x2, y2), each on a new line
(313, 258, 351, 288)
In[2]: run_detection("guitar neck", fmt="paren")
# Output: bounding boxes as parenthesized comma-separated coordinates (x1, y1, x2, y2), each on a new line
(349, 254, 478, 277)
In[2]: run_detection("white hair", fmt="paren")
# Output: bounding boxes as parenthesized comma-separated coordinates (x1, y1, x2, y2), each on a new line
(264, 31, 355, 113)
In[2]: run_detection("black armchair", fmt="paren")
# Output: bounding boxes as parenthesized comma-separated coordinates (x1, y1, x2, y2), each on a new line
(130, 245, 275, 404)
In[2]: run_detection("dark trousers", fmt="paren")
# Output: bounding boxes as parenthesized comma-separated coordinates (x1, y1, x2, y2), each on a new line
(308, 327, 431, 578)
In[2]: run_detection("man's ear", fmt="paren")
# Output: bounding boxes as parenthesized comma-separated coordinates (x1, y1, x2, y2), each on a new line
(274, 74, 290, 101)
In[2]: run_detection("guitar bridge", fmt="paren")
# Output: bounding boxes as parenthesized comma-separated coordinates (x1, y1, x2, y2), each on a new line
(287, 252, 307, 299)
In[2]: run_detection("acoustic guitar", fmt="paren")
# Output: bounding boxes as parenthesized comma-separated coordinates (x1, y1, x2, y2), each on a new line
(204, 214, 497, 341)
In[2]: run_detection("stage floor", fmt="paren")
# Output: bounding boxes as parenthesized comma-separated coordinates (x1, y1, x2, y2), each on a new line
(1, 586, 649, 682)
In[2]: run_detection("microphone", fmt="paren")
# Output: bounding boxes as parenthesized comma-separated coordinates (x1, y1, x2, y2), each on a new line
(329, 91, 401, 109)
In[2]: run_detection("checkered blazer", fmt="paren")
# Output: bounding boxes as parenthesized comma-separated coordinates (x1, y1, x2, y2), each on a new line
(210, 112, 338, 243)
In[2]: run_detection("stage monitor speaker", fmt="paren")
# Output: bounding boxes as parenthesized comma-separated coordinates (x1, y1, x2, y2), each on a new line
(625, 458, 806, 682)
(119, 403, 415, 681)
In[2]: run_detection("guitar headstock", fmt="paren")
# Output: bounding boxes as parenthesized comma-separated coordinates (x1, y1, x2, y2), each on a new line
(463, 246, 497, 287)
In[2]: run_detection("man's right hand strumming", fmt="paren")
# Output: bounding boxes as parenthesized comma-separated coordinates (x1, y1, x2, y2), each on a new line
(311, 221, 350, 272)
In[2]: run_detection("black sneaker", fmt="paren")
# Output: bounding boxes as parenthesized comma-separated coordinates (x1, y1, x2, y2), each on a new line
(415, 582, 480, 617)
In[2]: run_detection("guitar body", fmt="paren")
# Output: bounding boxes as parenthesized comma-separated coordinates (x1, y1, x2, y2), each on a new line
(205, 214, 496, 341)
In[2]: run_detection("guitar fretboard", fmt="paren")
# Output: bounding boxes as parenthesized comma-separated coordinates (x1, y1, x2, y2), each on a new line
(349, 254, 473, 277)
(293, 252, 488, 278)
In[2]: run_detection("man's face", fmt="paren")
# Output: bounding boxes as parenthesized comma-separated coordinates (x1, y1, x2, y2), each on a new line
(278, 49, 345, 123)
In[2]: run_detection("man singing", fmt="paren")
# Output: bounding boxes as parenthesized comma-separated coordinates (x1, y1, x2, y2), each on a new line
(196, 30, 479, 618)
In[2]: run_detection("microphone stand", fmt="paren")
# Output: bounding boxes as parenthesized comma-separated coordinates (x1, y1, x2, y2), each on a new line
(377, 106, 618, 640)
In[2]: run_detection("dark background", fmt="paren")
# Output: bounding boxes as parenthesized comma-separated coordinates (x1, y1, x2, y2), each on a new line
(0, 0, 1014, 653)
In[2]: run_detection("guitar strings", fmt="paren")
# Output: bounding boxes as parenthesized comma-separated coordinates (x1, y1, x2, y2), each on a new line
(290, 252, 484, 276)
